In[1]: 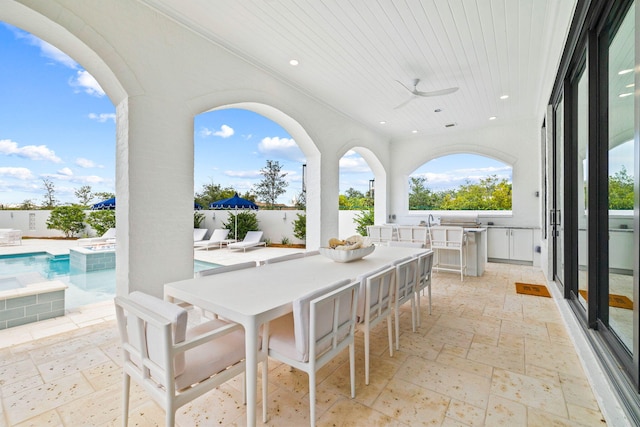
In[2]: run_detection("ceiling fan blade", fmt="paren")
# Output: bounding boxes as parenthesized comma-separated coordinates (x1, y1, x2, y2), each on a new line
(415, 86, 459, 97)
(393, 96, 416, 109)
(395, 80, 414, 93)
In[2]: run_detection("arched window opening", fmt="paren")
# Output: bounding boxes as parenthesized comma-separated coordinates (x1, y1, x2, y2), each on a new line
(338, 150, 374, 210)
(0, 23, 116, 207)
(409, 154, 512, 211)
(194, 108, 306, 210)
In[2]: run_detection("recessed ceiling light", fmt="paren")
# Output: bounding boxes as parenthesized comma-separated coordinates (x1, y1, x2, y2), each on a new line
(434, 108, 442, 113)
(626, 83, 635, 88)
(289, 59, 299, 66)
(411, 130, 418, 134)
(489, 116, 497, 120)
(618, 68, 633, 75)
(500, 95, 509, 100)
(379, 121, 387, 125)
(619, 92, 633, 98)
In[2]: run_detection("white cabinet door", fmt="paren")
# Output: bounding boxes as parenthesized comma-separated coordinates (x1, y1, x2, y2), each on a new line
(487, 228, 510, 259)
(510, 229, 533, 262)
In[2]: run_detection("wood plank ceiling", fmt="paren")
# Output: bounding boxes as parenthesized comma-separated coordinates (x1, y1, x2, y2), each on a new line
(142, 0, 577, 140)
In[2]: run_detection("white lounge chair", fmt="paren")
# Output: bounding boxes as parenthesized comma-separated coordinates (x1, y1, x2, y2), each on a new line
(77, 228, 116, 246)
(227, 231, 266, 252)
(194, 228, 230, 250)
(193, 228, 208, 243)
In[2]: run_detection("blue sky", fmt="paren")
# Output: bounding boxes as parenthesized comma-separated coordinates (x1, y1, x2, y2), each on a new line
(1, 22, 525, 207)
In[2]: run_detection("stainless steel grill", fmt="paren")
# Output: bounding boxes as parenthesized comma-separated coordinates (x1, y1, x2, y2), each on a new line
(438, 214, 480, 228)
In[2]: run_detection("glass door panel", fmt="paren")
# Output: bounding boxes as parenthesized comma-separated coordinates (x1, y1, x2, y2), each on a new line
(554, 98, 565, 287)
(576, 66, 589, 310)
(607, 2, 634, 353)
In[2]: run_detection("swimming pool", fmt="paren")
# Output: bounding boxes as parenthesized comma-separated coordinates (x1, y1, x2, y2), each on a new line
(0, 252, 220, 310)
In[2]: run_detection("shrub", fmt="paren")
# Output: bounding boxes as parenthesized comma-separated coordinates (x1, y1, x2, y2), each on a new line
(293, 213, 306, 241)
(224, 211, 259, 240)
(353, 208, 374, 236)
(47, 205, 86, 237)
(281, 236, 290, 245)
(86, 210, 116, 236)
(194, 211, 205, 228)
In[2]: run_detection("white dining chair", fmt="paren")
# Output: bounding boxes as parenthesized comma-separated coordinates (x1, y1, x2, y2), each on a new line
(263, 279, 359, 427)
(429, 226, 466, 281)
(114, 291, 267, 427)
(414, 251, 434, 324)
(356, 265, 396, 385)
(393, 257, 419, 350)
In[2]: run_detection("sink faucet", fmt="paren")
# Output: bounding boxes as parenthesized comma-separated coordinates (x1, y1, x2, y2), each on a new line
(428, 214, 434, 227)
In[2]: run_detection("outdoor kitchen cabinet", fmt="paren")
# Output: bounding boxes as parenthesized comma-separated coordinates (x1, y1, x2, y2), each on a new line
(487, 227, 533, 263)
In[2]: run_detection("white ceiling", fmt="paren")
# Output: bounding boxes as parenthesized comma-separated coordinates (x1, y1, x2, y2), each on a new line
(142, 0, 577, 140)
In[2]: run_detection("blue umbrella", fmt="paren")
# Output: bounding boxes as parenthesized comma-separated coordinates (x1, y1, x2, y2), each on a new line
(91, 197, 116, 210)
(210, 193, 258, 240)
(93, 198, 203, 211)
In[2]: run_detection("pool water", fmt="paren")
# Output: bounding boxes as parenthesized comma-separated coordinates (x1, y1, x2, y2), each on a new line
(0, 253, 220, 309)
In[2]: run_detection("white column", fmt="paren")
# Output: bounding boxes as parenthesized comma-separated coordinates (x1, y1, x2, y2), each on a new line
(305, 152, 340, 249)
(115, 95, 194, 298)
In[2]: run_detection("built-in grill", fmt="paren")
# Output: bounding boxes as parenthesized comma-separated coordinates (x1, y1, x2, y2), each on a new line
(438, 213, 481, 228)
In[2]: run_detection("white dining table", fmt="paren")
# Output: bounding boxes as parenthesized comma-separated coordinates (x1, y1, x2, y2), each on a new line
(164, 245, 426, 426)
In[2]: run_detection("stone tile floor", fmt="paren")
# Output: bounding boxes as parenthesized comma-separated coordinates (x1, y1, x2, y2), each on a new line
(0, 244, 609, 426)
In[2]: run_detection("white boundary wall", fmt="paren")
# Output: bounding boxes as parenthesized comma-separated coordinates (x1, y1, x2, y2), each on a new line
(0, 210, 361, 244)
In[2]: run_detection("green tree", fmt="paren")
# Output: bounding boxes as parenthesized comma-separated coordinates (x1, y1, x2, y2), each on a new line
(42, 178, 57, 208)
(293, 213, 306, 240)
(194, 182, 236, 208)
(253, 160, 288, 208)
(609, 166, 633, 209)
(441, 175, 512, 210)
(74, 185, 93, 206)
(86, 210, 116, 236)
(224, 211, 259, 241)
(339, 187, 373, 209)
(353, 208, 374, 236)
(19, 199, 36, 210)
(409, 176, 437, 210)
(47, 205, 86, 237)
(93, 191, 115, 202)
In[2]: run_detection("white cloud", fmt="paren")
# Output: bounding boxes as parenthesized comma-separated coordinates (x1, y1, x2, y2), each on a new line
(0, 167, 33, 180)
(339, 155, 371, 173)
(58, 167, 73, 176)
(70, 70, 105, 97)
(38, 39, 78, 69)
(258, 137, 305, 162)
(201, 124, 235, 138)
(0, 139, 62, 163)
(224, 170, 262, 179)
(7, 25, 79, 69)
(43, 172, 106, 185)
(75, 158, 104, 168)
(88, 113, 116, 123)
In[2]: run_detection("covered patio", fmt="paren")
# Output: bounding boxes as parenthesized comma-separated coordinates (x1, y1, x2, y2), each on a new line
(0, 0, 636, 425)
(0, 260, 605, 426)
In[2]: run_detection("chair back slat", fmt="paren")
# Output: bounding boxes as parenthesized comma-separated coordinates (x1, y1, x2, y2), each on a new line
(395, 258, 418, 305)
(416, 251, 434, 292)
(292, 279, 352, 362)
(309, 280, 359, 364)
(366, 266, 395, 324)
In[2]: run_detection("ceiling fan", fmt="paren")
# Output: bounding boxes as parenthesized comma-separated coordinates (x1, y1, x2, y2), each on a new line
(394, 78, 458, 109)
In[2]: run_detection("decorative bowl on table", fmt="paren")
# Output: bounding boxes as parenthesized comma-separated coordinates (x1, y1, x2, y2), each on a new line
(319, 245, 375, 263)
